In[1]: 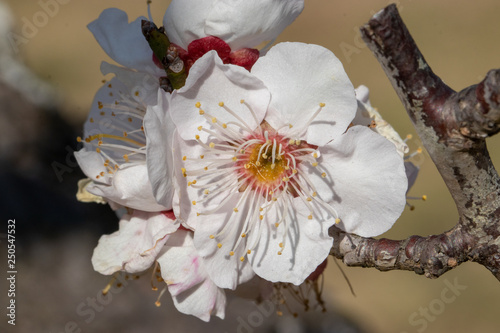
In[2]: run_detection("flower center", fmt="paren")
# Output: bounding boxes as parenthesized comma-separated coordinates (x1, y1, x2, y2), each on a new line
(241, 139, 288, 187)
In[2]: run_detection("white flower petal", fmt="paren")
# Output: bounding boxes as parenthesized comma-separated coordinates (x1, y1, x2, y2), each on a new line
(190, 194, 256, 289)
(249, 197, 333, 285)
(88, 8, 163, 76)
(87, 163, 169, 212)
(171, 51, 270, 143)
(157, 229, 226, 321)
(100, 62, 159, 105)
(92, 210, 178, 275)
(204, 0, 304, 50)
(307, 126, 407, 237)
(163, 0, 304, 50)
(75, 149, 112, 185)
(144, 90, 175, 209)
(353, 85, 408, 157)
(163, 0, 216, 49)
(251, 42, 357, 146)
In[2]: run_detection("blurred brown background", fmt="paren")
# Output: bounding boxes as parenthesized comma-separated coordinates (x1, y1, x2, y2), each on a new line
(2, 0, 500, 332)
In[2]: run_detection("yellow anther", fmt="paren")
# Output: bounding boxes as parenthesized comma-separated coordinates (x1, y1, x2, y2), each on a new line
(255, 161, 261, 166)
(241, 233, 246, 238)
(196, 212, 201, 216)
(240, 256, 245, 262)
(335, 218, 341, 224)
(222, 123, 227, 128)
(76, 136, 82, 142)
(211, 117, 217, 123)
(271, 163, 276, 169)
(209, 235, 215, 239)
(217, 243, 222, 248)
(209, 142, 215, 148)
(90, 117, 94, 123)
(204, 189, 209, 195)
(232, 156, 237, 161)
(269, 191, 274, 195)
(134, 91, 139, 96)
(292, 169, 298, 174)
(204, 166, 208, 170)
(100, 172, 105, 177)
(295, 140, 301, 145)
(192, 201, 197, 205)
(259, 215, 264, 220)
(195, 102, 201, 108)
(312, 162, 318, 167)
(97, 140, 103, 146)
(195, 135, 200, 140)
(279, 243, 284, 248)
(289, 124, 293, 129)
(259, 208, 263, 212)
(308, 214, 313, 220)
(233, 208, 238, 213)
(319, 102, 325, 107)
(406, 134, 413, 140)
(282, 177, 289, 182)
(247, 250, 252, 255)
(218, 102, 224, 107)
(200, 155, 204, 159)
(187, 181, 192, 186)
(123, 132, 128, 137)
(312, 192, 317, 197)
(422, 195, 427, 201)
(307, 197, 312, 202)
(181, 167, 186, 173)
(274, 222, 279, 228)
(123, 154, 129, 162)
(182, 156, 187, 161)
(244, 163, 250, 169)
(197, 126, 203, 131)
(417, 147, 423, 154)
(277, 251, 282, 255)
(313, 152, 318, 158)
(128, 117, 132, 122)
(321, 172, 327, 178)
(240, 99, 245, 104)
(192, 180, 197, 184)
(229, 251, 234, 256)
(289, 139, 295, 145)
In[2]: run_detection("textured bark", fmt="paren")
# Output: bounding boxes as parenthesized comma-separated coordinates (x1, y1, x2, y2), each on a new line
(330, 4, 500, 281)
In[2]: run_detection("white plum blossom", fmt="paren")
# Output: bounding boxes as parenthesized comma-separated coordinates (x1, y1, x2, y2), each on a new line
(354, 85, 423, 199)
(147, 42, 408, 288)
(75, 64, 169, 211)
(92, 210, 226, 321)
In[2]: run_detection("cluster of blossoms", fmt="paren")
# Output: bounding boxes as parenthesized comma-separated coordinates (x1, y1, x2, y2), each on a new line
(76, 0, 417, 321)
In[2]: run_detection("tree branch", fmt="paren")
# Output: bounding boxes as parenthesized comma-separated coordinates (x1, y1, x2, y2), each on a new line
(330, 4, 500, 281)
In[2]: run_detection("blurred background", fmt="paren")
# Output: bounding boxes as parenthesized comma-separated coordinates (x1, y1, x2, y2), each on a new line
(1, 0, 500, 332)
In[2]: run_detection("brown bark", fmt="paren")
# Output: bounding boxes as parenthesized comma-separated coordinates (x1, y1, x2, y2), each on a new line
(329, 4, 500, 281)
